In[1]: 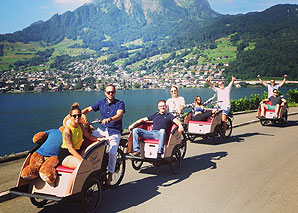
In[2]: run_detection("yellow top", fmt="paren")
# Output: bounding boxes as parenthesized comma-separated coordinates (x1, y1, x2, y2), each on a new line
(61, 124, 83, 150)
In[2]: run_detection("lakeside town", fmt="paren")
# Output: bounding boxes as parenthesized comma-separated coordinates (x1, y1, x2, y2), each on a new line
(0, 57, 229, 93)
(1, 57, 297, 93)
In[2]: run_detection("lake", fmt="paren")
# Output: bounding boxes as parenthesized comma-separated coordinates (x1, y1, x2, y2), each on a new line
(0, 86, 295, 156)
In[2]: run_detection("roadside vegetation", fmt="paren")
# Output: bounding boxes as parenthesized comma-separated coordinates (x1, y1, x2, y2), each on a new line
(230, 89, 298, 112)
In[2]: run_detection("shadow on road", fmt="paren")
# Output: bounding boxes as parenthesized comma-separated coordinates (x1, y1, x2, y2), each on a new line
(190, 132, 274, 145)
(38, 152, 228, 213)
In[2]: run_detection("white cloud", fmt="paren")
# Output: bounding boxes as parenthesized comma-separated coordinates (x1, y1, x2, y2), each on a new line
(52, 0, 94, 12)
(54, 0, 93, 4)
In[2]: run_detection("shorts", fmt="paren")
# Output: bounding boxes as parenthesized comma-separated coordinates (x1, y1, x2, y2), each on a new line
(58, 147, 83, 165)
(222, 107, 230, 115)
(266, 104, 276, 110)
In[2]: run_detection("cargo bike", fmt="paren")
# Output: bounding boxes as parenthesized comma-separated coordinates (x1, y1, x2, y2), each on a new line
(257, 100, 288, 126)
(126, 121, 186, 174)
(9, 120, 126, 213)
(184, 101, 233, 144)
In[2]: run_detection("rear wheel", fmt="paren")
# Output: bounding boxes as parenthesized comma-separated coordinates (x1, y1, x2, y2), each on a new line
(170, 147, 182, 174)
(80, 177, 102, 213)
(131, 160, 143, 170)
(30, 197, 47, 207)
(224, 117, 233, 137)
(213, 125, 224, 144)
(108, 148, 126, 188)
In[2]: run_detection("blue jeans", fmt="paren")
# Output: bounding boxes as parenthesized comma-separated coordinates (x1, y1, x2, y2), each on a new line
(132, 128, 166, 154)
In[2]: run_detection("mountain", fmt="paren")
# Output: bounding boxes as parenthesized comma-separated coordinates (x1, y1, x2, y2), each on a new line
(1, 3, 297, 80)
(0, 0, 219, 50)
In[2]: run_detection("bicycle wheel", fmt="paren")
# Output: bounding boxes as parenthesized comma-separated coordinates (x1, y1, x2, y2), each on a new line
(170, 146, 182, 174)
(179, 133, 187, 159)
(30, 197, 47, 207)
(213, 125, 224, 144)
(131, 160, 143, 170)
(109, 148, 126, 188)
(224, 117, 233, 137)
(80, 177, 102, 213)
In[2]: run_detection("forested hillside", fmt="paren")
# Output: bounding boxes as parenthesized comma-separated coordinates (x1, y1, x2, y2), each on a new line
(0, 2, 297, 80)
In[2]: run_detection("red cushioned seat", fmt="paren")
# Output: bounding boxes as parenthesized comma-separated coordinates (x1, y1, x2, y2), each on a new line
(140, 122, 177, 146)
(56, 165, 74, 174)
(267, 110, 275, 112)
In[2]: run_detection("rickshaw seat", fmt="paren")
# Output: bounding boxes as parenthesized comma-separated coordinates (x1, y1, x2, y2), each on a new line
(141, 122, 177, 146)
(56, 165, 74, 174)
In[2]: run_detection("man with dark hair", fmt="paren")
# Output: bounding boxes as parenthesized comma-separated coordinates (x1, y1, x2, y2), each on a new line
(128, 100, 184, 158)
(82, 84, 125, 184)
(259, 89, 287, 118)
(257, 74, 287, 98)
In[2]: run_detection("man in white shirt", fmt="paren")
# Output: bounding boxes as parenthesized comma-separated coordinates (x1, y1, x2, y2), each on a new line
(206, 76, 236, 134)
(257, 74, 287, 98)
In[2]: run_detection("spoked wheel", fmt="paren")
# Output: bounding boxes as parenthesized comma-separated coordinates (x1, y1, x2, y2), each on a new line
(260, 119, 268, 126)
(30, 197, 48, 207)
(179, 133, 187, 159)
(281, 112, 288, 124)
(213, 125, 224, 145)
(131, 160, 143, 170)
(187, 134, 196, 142)
(170, 147, 182, 174)
(109, 148, 126, 188)
(80, 177, 102, 213)
(224, 117, 233, 137)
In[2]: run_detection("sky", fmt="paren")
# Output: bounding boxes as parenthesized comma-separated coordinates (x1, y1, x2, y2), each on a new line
(0, 0, 298, 34)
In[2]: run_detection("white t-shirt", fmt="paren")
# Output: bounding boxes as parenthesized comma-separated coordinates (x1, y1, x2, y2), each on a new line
(211, 84, 233, 110)
(166, 96, 185, 113)
(266, 84, 281, 98)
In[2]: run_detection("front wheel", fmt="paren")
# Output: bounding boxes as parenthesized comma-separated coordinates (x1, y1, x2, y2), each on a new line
(213, 125, 224, 145)
(260, 119, 268, 126)
(179, 133, 187, 159)
(80, 177, 102, 213)
(170, 147, 182, 174)
(30, 197, 47, 207)
(131, 160, 143, 170)
(187, 134, 196, 142)
(109, 148, 126, 188)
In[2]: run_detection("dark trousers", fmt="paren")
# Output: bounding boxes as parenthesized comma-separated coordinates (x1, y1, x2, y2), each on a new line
(193, 110, 212, 121)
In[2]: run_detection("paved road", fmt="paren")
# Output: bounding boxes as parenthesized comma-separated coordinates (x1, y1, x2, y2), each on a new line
(1, 112, 298, 212)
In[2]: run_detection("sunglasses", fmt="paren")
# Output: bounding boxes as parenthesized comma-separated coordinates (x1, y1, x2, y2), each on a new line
(72, 114, 81, 119)
(106, 91, 115, 95)
(171, 90, 177, 93)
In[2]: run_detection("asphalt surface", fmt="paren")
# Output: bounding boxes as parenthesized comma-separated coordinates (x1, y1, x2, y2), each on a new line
(0, 107, 298, 212)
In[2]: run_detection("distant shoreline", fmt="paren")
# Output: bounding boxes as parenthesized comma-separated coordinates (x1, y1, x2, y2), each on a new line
(1, 82, 298, 94)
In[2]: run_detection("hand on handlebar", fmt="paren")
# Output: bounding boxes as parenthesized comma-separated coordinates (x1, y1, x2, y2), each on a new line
(102, 118, 111, 124)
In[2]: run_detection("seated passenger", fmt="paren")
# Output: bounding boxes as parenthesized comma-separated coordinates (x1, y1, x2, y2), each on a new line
(185, 94, 217, 121)
(128, 100, 184, 158)
(58, 102, 103, 169)
(259, 89, 287, 119)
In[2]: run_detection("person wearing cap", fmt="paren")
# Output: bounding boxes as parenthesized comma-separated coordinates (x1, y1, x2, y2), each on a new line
(206, 76, 236, 134)
(259, 89, 287, 119)
(257, 74, 287, 98)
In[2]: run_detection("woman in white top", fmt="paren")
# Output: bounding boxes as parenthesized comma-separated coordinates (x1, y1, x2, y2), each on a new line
(166, 86, 185, 116)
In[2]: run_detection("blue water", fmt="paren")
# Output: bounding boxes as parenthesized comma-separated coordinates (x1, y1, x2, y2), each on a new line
(0, 87, 295, 156)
